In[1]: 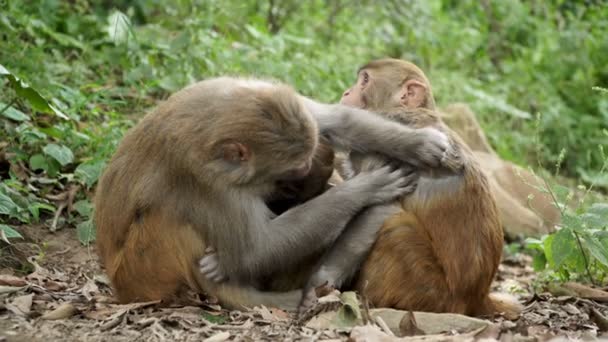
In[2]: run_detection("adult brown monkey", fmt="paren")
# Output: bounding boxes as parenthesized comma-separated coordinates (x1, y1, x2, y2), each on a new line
(293, 59, 522, 319)
(441, 103, 560, 237)
(95, 76, 450, 310)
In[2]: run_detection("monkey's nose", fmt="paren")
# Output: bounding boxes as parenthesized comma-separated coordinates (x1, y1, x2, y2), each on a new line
(342, 89, 351, 97)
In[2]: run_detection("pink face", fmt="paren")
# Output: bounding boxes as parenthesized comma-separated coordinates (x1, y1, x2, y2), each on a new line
(340, 70, 368, 108)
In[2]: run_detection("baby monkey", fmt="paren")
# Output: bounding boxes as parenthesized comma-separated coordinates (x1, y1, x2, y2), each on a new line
(300, 59, 521, 319)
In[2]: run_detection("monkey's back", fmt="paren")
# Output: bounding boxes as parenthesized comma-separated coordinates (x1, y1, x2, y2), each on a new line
(355, 114, 504, 317)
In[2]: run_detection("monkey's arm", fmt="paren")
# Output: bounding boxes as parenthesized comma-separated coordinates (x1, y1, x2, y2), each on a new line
(203, 166, 412, 282)
(299, 203, 401, 312)
(300, 98, 449, 168)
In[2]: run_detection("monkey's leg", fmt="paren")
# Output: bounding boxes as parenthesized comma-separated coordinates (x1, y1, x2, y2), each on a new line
(299, 203, 401, 312)
(354, 211, 467, 314)
(107, 211, 205, 303)
(489, 176, 547, 238)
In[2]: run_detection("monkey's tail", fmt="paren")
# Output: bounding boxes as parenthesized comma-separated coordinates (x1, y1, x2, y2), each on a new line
(479, 292, 524, 320)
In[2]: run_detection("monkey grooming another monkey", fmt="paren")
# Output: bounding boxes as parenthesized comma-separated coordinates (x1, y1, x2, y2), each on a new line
(295, 59, 522, 319)
(95, 76, 451, 310)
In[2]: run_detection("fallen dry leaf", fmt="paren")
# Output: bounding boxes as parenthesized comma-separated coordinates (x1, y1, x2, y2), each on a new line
(44, 280, 67, 291)
(6, 294, 33, 316)
(0, 275, 27, 287)
(371, 309, 494, 336)
(41, 302, 78, 320)
(0, 285, 26, 295)
(203, 331, 230, 342)
(562, 282, 608, 303)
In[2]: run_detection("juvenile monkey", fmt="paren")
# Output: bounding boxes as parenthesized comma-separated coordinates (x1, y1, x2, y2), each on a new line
(95, 76, 449, 310)
(297, 59, 522, 319)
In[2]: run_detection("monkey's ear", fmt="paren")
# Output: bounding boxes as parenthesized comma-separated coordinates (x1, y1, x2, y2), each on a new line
(400, 79, 428, 109)
(219, 142, 250, 163)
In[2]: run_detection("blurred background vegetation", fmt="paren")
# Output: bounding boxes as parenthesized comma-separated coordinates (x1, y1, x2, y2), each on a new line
(1, 0, 607, 282)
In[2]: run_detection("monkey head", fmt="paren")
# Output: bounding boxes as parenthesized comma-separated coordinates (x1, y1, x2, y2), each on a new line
(181, 78, 319, 192)
(340, 58, 437, 112)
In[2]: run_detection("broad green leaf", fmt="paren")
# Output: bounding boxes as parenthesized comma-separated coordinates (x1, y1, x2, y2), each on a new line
(73, 200, 93, 218)
(0, 192, 19, 216)
(0, 224, 23, 242)
(0, 102, 29, 121)
(43, 143, 74, 166)
(580, 233, 608, 268)
(29, 154, 49, 172)
(588, 203, 608, 221)
(561, 213, 584, 231)
(107, 11, 131, 44)
(580, 213, 604, 229)
(0, 64, 68, 119)
(74, 161, 106, 188)
(551, 228, 578, 268)
(77, 219, 96, 245)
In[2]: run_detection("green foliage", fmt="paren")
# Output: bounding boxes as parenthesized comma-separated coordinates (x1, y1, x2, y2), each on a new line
(525, 153, 608, 285)
(0, 0, 606, 246)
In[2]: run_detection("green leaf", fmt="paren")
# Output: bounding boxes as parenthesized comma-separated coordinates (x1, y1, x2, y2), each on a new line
(0, 192, 19, 216)
(580, 213, 604, 229)
(551, 228, 578, 268)
(73, 200, 93, 218)
(0, 102, 29, 121)
(74, 160, 106, 188)
(0, 224, 23, 242)
(29, 154, 49, 172)
(524, 237, 543, 251)
(332, 291, 361, 328)
(77, 219, 96, 245)
(28, 202, 55, 222)
(552, 184, 572, 204)
(532, 252, 547, 271)
(580, 233, 608, 268)
(43, 143, 74, 166)
(588, 203, 608, 221)
(561, 213, 584, 231)
(107, 11, 132, 44)
(201, 312, 226, 324)
(0, 65, 68, 119)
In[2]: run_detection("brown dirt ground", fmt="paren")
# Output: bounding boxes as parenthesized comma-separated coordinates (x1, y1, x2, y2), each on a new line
(1, 225, 607, 342)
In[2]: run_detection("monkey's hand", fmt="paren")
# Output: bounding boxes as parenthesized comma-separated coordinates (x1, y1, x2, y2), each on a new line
(199, 247, 228, 283)
(348, 164, 418, 205)
(402, 127, 453, 169)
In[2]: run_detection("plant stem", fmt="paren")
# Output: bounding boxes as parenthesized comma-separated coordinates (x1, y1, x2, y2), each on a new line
(572, 230, 596, 286)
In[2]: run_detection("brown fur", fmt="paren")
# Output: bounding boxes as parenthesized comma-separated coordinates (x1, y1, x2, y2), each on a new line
(95, 77, 318, 309)
(441, 103, 559, 237)
(349, 59, 521, 319)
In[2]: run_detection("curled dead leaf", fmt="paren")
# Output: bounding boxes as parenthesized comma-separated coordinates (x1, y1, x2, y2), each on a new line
(41, 302, 78, 320)
(203, 331, 230, 342)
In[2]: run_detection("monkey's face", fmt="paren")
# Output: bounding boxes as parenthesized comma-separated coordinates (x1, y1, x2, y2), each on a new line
(340, 70, 368, 108)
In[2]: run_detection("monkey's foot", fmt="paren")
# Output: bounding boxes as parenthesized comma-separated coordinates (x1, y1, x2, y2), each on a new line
(297, 282, 336, 317)
(199, 247, 227, 283)
(297, 285, 341, 322)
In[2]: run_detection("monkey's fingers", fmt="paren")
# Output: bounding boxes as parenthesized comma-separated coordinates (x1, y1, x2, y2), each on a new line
(199, 254, 227, 283)
(408, 127, 450, 169)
